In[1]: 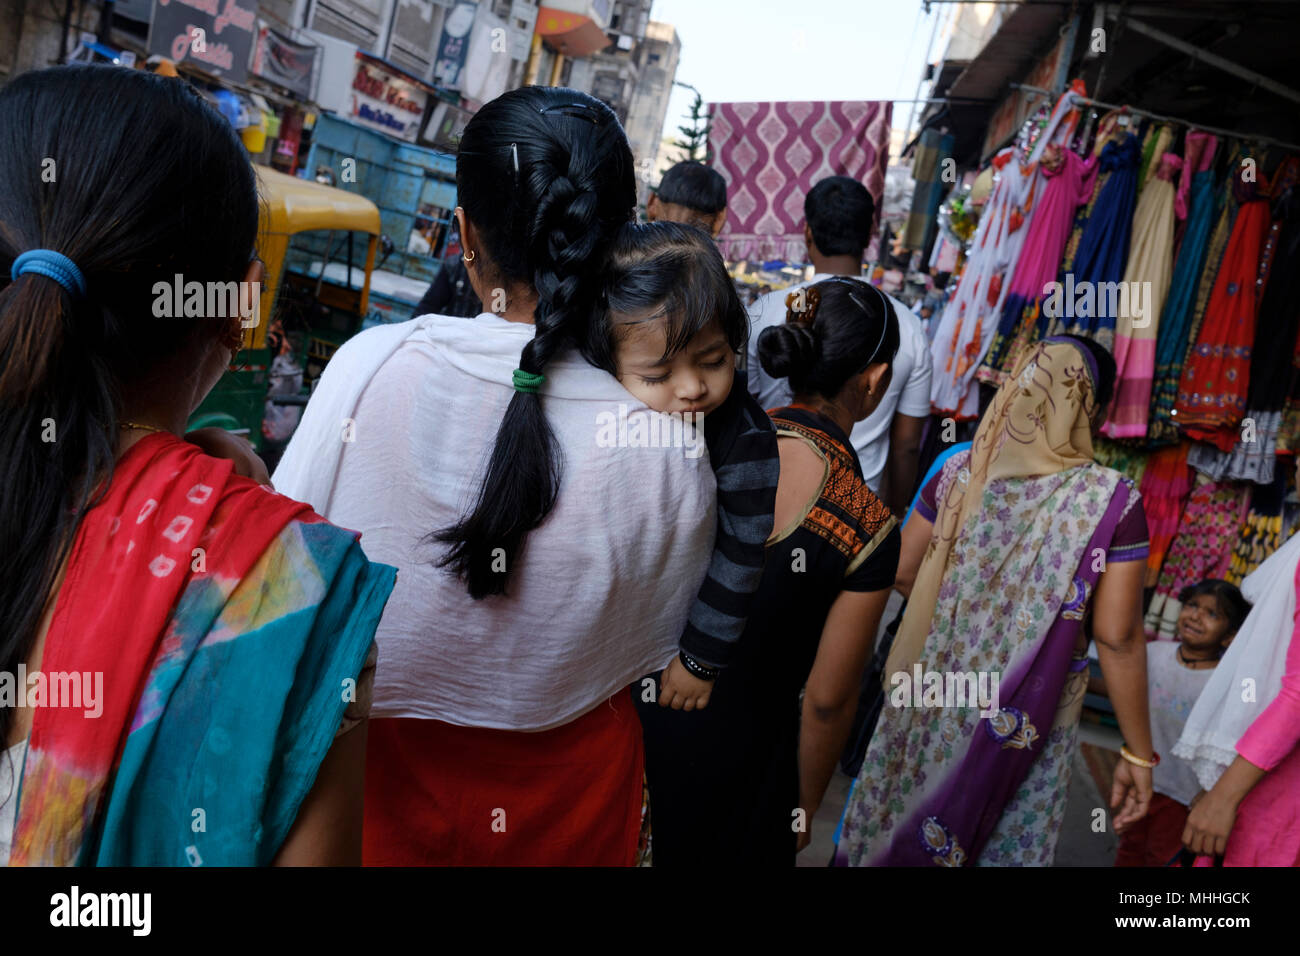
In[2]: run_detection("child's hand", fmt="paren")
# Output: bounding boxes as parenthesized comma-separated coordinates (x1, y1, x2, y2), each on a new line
(659, 657, 713, 710)
(187, 427, 272, 486)
(1182, 784, 1240, 858)
(1110, 759, 1153, 833)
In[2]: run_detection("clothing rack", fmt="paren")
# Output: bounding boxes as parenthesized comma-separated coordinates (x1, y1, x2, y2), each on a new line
(1012, 83, 1300, 154)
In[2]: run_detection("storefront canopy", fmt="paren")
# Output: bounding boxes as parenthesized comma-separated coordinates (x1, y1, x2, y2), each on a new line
(536, 2, 612, 59)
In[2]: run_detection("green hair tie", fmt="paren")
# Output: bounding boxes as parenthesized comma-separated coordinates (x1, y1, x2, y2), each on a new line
(513, 368, 546, 394)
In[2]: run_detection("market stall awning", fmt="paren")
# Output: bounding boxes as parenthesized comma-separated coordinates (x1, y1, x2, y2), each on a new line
(535, 2, 612, 59)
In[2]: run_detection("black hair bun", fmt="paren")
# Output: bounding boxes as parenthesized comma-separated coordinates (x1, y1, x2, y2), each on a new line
(758, 323, 817, 380)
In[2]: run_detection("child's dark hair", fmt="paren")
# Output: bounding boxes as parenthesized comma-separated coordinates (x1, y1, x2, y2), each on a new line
(585, 221, 747, 374)
(0, 65, 259, 745)
(757, 277, 899, 399)
(1178, 579, 1251, 639)
(434, 87, 636, 599)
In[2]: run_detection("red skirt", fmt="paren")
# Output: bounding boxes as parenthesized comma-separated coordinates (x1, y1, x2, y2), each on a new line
(363, 690, 644, 866)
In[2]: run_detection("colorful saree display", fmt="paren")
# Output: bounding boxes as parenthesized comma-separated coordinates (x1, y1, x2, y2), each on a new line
(1145, 477, 1250, 640)
(930, 148, 1038, 419)
(1174, 170, 1273, 451)
(7, 433, 394, 866)
(1049, 130, 1141, 349)
(1148, 137, 1221, 447)
(978, 150, 1100, 384)
(1102, 131, 1179, 439)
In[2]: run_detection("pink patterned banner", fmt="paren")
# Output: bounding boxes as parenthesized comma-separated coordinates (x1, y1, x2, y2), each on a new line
(708, 100, 892, 263)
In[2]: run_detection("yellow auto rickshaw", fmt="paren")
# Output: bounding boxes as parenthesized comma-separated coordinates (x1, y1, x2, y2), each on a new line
(187, 167, 385, 451)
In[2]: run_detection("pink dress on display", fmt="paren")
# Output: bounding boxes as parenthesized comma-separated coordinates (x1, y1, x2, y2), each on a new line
(977, 146, 1099, 383)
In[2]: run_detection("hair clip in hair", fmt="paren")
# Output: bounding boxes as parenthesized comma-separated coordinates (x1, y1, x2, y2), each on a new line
(510, 142, 520, 188)
(539, 103, 601, 124)
(785, 286, 820, 325)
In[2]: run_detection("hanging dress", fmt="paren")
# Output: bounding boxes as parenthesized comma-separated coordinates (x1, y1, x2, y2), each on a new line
(1145, 477, 1251, 640)
(1147, 133, 1221, 447)
(1137, 442, 1193, 588)
(1173, 130, 1218, 249)
(1217, 157, 1300, 483)
(1173, 166, 1272, 452)
(1227, 474, 1287, 586)
(1102, 129, 1180, 439)
(977, 145, 1099, 384)
(1049, 131, 1141, 347)
(1277, 319, 1300, 457)
(930, 148, 1037, 418)
(1057, 111, 1120, 277)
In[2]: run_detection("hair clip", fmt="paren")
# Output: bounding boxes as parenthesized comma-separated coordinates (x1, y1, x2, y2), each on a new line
(539, 103, 601, 124)
(785, 286, 820, 325)
(510, 142, 519, 188)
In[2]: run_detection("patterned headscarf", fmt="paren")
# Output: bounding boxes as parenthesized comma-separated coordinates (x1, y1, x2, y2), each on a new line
(886, 337, 1102, 677)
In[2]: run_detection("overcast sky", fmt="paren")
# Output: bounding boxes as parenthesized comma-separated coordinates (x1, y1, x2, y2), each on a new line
(651, 0, 943, 142)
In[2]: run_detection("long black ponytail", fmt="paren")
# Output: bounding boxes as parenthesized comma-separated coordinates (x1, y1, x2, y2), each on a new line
(435, 87, 636, 598)
(0, 66, 258, 746)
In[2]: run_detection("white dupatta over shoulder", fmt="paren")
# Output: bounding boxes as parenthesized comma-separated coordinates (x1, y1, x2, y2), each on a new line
(274, 313, 717, 731)
(1173, 530, 1297, 790)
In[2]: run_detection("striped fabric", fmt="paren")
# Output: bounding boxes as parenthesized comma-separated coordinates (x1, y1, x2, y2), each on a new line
(680, 378, 779, 668)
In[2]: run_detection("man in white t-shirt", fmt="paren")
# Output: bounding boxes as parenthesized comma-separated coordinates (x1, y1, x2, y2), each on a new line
(746, 176, 931, 516)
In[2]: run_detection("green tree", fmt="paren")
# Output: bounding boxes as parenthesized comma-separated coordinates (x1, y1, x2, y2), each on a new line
(673, 90, 712, 164)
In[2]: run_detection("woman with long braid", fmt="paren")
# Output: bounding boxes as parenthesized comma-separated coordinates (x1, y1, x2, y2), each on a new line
(273, 88, 716, 865)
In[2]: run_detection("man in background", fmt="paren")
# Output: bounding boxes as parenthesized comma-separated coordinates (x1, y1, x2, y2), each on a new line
(747, 176, 931, 518)
(647, 161, 729, 238)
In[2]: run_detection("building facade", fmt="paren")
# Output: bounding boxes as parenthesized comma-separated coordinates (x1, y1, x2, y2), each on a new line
(623, 19, 679, 205)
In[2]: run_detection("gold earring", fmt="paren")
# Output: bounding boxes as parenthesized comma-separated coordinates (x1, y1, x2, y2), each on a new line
(463, 250, 475, 264)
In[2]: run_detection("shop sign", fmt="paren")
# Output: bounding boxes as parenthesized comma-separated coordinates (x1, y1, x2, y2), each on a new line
(250, 23, 320, 100)
(146, 0, 257, 82)
(983, 34, 1065, 158)
(349, 57, 429, 143)
(433, 1, 478, 88)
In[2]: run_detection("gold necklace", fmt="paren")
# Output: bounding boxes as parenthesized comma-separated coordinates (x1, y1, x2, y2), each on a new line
(118, 421, 168, 435)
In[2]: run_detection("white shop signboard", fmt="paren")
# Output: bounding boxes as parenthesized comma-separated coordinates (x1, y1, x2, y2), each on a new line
(348, 56, 429, 143)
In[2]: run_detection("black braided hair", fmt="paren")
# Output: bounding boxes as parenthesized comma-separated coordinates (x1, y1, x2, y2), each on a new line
(435, 87, 636, 598)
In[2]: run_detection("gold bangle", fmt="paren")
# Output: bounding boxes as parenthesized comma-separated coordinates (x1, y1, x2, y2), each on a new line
(119, 421, 168, 435)
(1120, 744, 1160, 769)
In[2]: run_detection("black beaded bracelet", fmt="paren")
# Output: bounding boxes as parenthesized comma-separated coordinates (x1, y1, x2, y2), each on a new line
(679, 650, 719, 681)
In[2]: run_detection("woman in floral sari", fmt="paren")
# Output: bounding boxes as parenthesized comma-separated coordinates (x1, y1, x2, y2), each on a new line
(837, 336, 1155, 866)
(0, 66, 394, 866)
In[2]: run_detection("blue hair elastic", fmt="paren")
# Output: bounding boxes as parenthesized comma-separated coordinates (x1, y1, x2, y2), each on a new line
(10, 249, 87, 299)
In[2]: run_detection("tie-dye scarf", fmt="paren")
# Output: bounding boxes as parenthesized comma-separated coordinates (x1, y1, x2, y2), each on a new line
(9, 433, 394, 866)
